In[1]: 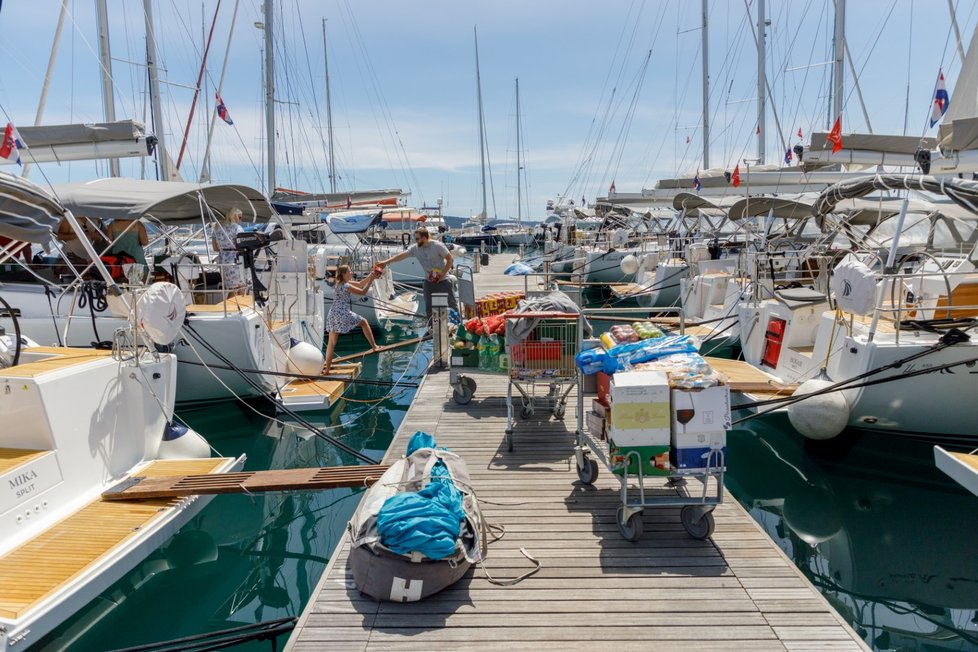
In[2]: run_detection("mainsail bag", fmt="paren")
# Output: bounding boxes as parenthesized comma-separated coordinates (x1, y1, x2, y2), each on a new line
(347, 444, 484, 602)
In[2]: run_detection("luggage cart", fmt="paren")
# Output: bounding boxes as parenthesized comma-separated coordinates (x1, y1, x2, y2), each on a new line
(502, 312, 581, 452)
(572, 306, 723, 542)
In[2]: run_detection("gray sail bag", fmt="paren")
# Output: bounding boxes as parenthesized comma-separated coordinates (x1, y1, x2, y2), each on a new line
(346, 447, 485, 602)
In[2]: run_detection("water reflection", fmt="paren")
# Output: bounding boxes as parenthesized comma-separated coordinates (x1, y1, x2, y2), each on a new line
(727, 414, 978, 650)
(37, 336, 430, 651)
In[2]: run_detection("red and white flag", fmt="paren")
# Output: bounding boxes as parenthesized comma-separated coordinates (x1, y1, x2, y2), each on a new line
(797, 127, 803, 139)
(0, 123, 25, 166)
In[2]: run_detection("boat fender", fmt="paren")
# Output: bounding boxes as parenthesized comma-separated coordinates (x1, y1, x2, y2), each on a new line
(786, 378, 849, 440)
(287, 340, 325, 376)
(158, 422, 212, 459)
(619, 254, 639, 275)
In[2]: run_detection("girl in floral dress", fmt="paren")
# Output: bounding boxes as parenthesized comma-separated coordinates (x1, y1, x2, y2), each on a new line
(324, 264, 380, 373)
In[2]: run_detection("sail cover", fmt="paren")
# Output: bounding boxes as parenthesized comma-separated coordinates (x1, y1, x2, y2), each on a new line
(51, 178, 274, 224)
(327, 211, 382, 234)
(0, 171, 63, 243)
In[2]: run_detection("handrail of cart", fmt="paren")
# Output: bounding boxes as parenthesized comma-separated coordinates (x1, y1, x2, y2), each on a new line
(503, 311, 581, 319)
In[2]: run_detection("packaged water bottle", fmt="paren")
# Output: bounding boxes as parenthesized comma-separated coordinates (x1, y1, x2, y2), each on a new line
(488, 334, 501, 371)
(477, 333, 488, 369)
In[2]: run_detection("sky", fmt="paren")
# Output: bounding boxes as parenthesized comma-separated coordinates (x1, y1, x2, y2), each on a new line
(0, 0, 976, 219)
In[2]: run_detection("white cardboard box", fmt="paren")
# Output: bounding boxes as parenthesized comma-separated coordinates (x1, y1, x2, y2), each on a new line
(611, 370, 671, 404)
(671, 430, 727, 473)
(671, 386, 731, 435)
(609, 370, 671, 446)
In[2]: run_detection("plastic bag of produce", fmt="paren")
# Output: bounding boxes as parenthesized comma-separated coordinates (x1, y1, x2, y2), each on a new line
(631, 321, 665, 340)
(602, 335, 700, 374)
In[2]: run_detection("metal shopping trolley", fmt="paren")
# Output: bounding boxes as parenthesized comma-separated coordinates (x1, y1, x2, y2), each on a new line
(502, 312, 581, 452)
(572, 306, 724, 542)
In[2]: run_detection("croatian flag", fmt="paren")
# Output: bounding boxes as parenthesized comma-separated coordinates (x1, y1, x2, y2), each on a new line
(0, 123, 25, 166)
(930, 68, 950, 128)
(797, 127, 803, 139)
(215, 92, 233, 125)
(693, 170, 701, 192)
(609, 180, 616, 194)
(784, 147, 793, 165)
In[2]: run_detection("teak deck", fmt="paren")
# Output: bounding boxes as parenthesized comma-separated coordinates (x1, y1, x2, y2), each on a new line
(287, 256, 867, 652)
(0, 457, 230, 621)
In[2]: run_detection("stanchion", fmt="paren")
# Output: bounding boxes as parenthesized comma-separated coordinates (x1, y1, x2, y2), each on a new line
(431, 292, 450, 368)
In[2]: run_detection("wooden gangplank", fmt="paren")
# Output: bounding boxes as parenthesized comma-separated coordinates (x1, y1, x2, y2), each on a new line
(102, 464, 390, 501)
(704, 356, 799, 396)
(331, 337, 424, 365)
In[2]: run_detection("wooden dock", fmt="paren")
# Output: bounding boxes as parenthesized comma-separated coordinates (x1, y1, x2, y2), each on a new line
(286, 253, 868, 652)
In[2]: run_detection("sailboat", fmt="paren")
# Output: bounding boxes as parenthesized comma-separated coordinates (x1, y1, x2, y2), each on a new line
(0, 173, 241, 650)
(453, 27, 499, 250)
(499, 78, 534, 248)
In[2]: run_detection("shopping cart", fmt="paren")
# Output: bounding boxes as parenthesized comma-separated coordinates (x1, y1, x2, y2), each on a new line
(503, 312, 581, 452)
(572, 306, 724, 542)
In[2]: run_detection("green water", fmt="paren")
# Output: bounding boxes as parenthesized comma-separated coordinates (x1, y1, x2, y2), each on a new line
(726, 415, 978, 651)
(36, 332, 431, 651)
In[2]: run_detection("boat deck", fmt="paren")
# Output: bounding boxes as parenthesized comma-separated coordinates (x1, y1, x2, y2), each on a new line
(1, 347, 112, 379)
(0, 457, 231, 621)
(0, 449, 47, 475)
(280, 363, 362, 410)
(287, 254, 866, 652)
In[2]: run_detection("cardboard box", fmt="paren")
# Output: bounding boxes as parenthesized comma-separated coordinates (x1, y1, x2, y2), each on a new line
(608, 370, 671, 446)
(608, 440, 671, 477)
(611, 370, 671, 404)
(592, 399, 607, 420)
(450, 347, 479, 368)
(595, 371, 612, 407)
(671, 430, 727, 474)
(670, 386, 731, 436)
(585, 410, 606, 440)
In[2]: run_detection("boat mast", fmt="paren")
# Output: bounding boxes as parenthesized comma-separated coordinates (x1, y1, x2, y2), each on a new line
(475, 26, 487, 223)
(322, 18, 337, 194)
(264, 0, 276, 194)
(24, 0, 69, 178)
(144, 0, 170, 181)
(701, 0, 710, 169)
(515, 77, 522, 225)
(201, 0, 240, 182)
(830, 0, 845, 127)
(96, 0, 120, 177)
(756, 0, 766, 164)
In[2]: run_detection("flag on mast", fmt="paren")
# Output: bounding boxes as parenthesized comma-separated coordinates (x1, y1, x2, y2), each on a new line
(731, 164, 741, 188)
(215, 93, 234, 125)
(826, 117, 843, 154)
(784, 147, 792, 165)
(693, 170, 701, 192)
(0, 123, 25, 166)
(930, 68, 950, 127)
(609, 180, 616, 194)
(797, 127, 803, 139)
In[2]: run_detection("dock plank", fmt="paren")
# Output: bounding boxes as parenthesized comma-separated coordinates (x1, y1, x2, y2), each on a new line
(286, 255, 867, 651)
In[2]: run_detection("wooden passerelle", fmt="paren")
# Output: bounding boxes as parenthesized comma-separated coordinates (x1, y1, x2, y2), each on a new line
(704, 357, 799, 395)
(330, 337, 425, 365)
(101, 464, 390, 501)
